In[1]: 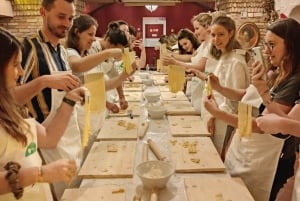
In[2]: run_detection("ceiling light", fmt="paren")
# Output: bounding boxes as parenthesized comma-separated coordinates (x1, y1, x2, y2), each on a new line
(145, 5, 158, 12)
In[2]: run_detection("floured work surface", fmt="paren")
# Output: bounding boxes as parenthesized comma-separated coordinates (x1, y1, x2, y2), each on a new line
(96, 117, 138, 141)
(161, 91, 188, 101)
(124, 75, 142, 84)
(163, 100, 198, 115)
(79, 141, 136, 178)
(108, 102, 142, 117)
(123, 91, 142, 102)
(184, 177, 255, 201)
(61, 184, 126, 201)
(158, 84, 170, 92)
(169, 137, 225, 172)
(152, 74, 167, 85)
(123, 83, 144, 92)
(168, 116, 210, 137)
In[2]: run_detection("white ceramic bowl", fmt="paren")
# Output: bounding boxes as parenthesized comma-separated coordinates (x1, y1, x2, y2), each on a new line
(142, 78, 154, 86)
(147, 105, 166, 119)
(144, 91, 161, 103)
(139, 72, 150, 79)
(136, 160, 175, 189)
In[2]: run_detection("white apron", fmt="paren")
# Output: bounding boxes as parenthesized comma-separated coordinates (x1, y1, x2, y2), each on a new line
(39, 73, 82, 199)
(190, 77, 203, 114)
(225, 84, 285, 201)
(225, 133, 284, 201)
(0, 119, 52, 201)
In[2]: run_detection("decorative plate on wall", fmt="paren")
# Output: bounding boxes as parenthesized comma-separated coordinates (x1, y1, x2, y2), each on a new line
(237, 22, 260, 49)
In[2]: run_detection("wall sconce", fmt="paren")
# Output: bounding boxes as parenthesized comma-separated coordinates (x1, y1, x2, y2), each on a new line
(145, 5, 158, 12)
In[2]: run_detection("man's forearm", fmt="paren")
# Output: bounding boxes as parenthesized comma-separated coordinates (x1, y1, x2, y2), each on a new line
(14, 76, 46, 105)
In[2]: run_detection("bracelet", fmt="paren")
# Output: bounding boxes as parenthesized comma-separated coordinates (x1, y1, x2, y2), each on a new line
(37, 166, 44, 183)
(4, 161, 24, 199)
(63, 97, 76, 107)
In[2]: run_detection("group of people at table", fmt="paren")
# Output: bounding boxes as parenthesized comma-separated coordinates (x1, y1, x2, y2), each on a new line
(0, 0, 300, 201)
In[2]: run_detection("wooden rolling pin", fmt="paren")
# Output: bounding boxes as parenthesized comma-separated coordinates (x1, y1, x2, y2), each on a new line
(150, 188, 159, 201)
(143, 143, 149, 162)
(147, 139, 166, 161)
(139, 121, 149, 139)
(133, 195, 141, 201)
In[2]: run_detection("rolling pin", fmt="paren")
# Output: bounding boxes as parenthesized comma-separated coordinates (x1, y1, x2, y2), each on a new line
(143, 143, 149, 162)
(150, 188, 159, 201)
(133, 195, 141, 201)
(139, 121, 149, 139)
(147, 139, 166, 161)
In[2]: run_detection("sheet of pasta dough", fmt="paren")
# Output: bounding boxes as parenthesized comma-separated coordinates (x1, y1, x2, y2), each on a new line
(168, 65, 185, 93)
(84, 72, 106, 113)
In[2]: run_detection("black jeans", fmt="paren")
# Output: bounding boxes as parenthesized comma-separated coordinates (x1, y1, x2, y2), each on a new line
(269, 136, 297, 201)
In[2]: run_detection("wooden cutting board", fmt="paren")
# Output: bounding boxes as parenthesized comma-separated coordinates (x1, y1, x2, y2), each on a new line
(169, 137, 225, 172)
(184, 177, 255, 201)
(161, 91, 188, 101)
(168, 116, 210, 137)
(162, 100, 198, 115)
(123, 83, 144, 92)
(96, 117, 138, 141)
(78, 141, 136, 178)
(124, 91, 142, 102)
(108, 102, 142, 117)
(61, 185, 126, 201)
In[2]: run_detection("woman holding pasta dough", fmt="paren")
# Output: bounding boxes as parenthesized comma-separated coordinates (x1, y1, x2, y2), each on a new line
(199, 15, 250, 154)
(204, 18, 300, 201)
(66, 15, 136, 138)
(0, 27, 87, 201)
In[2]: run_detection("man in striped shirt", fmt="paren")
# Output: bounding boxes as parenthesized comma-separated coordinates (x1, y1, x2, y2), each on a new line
(14, 0, 82, 199)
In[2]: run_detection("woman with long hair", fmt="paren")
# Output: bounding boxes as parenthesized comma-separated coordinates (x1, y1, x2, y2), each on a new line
(0, 27, 86, 200)
(204, 18, 300, 201)
(66, 15, 136, 142)
(201, 15, 250, 154)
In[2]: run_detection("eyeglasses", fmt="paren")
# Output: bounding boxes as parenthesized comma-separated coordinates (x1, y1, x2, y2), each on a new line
(263, 42, 275, 51)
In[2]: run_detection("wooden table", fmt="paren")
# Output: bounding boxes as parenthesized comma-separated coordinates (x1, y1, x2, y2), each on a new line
(61, 70, 254, 201)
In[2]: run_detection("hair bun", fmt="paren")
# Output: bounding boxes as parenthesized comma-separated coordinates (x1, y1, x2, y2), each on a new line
(108, 22, 119, 30)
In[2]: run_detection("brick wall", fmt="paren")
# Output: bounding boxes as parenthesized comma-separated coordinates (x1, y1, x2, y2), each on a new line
(0, 0, 85, 38)
(216, 0, 268, 46)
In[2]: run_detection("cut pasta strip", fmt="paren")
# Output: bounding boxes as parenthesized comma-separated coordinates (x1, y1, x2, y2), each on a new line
(237, 102, 252, 139)
(84, 72, 106, 113)
(205, 75, 213, 99)
(82, 92, 91, 148)
(82, 72, 106, 148)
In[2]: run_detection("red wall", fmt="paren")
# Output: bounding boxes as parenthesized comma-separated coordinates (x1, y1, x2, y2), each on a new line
(89, 3, 208, 67)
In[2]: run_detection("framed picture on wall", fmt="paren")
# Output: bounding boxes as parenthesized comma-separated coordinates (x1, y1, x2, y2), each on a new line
(237, 22, 260, 49)
(143, 17, 166, 47)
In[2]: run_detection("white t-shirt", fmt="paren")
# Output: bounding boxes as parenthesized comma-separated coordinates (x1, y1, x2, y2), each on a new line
(0, 119, 52, 201)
